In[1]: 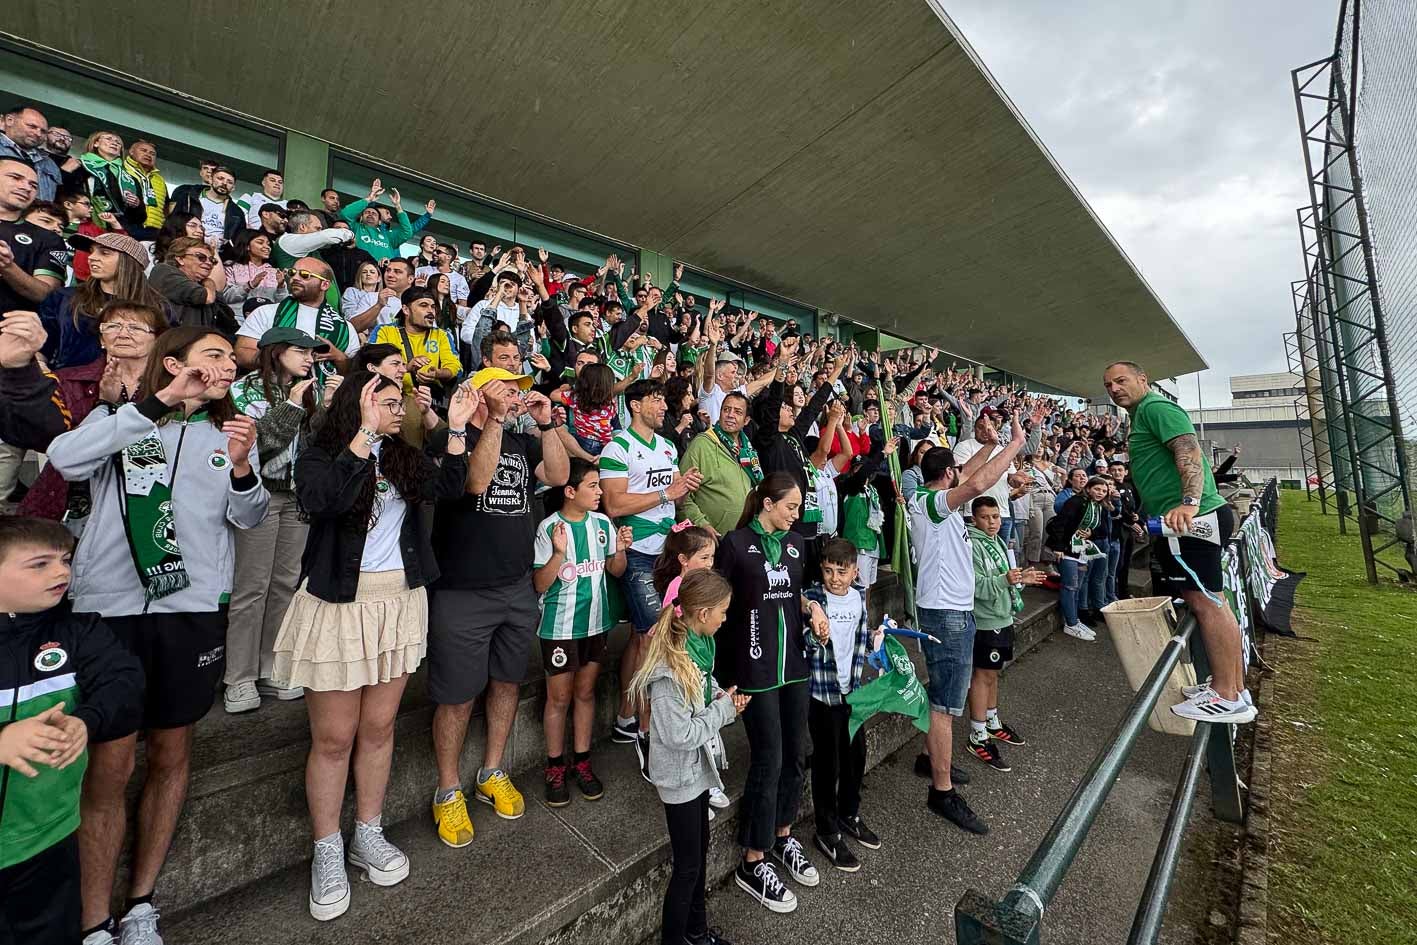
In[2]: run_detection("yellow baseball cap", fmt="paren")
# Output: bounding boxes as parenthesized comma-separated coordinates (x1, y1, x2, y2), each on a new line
(470, 367, 533, 391)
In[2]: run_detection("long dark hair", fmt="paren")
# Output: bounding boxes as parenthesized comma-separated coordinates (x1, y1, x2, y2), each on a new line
(142, 326, 237, 427)
(153, 212, 198, 263)
(424, 272, 458, 330)
(254, 342, 318, 416)
(229, 228, 271, 265)
(573, 362, 614, 411)
(736, 471, 800, 530)
(310, 373, 427, 527)
(71, 251, 166, 331)
(652, 525, 717, 597)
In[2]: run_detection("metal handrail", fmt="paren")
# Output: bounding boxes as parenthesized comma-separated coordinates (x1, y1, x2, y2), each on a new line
(956, 480, 1277, 944)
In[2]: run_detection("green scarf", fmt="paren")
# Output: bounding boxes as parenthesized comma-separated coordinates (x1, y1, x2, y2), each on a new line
(115, 411, 201, 604)
(711, 424, 763, 485)
(784, 433, 822, 524)
(274, 297, 349, 384)
(1070, 500, 1103, 558)
(975, 528, 1024, 613)
(79, 152, 137, 218)
(686, 630, 716, 706)
(749, 516, 787, 566)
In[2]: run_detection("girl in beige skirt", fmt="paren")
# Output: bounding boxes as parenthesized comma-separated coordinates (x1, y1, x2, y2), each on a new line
(273, 370, 476, 921)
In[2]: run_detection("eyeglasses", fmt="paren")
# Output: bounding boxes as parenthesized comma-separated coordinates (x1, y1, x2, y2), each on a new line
(182, 252, 215, 265)
(288, 268, 326, 281)
(379, 400, 406, 415)
(99, 321, 156, 336)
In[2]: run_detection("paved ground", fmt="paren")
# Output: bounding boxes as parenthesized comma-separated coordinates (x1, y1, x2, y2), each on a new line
(699, 625, 1214, 945)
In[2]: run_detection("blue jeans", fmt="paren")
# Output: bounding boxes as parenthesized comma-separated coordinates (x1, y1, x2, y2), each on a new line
(621, 548, 661, 632)
(1058, 555, 1108, 625)
(917, 608, 976, 716)
(1104, 538, 1122, 605)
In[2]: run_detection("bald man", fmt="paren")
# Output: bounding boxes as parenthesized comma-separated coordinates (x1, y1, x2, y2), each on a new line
(235, 257, 357, 372)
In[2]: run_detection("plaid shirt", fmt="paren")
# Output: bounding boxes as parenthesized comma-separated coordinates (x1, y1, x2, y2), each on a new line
(803, 584, 874, 706)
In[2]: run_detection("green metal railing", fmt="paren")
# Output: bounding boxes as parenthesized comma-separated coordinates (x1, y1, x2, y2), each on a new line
(954, 604, 1246, 945)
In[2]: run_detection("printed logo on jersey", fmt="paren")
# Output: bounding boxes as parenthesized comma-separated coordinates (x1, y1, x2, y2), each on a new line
(13, 233, 32, 245)
(34, 642, 67, 672)
(763, 561, 790, 590)
(785, 545, 800, 559)
(476, 451, 531, 515)
(207, 449, 231, 471)
(748, 611, 762, 661)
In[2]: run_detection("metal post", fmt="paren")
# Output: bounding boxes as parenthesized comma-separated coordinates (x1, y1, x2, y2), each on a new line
(1126, 724, 1213, 945)
(1186, 614, 1244, 824)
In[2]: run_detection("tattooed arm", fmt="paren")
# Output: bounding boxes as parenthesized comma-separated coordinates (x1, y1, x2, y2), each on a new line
(1163, 433, 1205, 532)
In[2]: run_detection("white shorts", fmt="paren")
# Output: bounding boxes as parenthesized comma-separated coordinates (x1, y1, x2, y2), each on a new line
(856, 551, 880, 588)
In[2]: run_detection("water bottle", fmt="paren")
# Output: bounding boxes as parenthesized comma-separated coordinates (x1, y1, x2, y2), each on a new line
(1146, 510, 1221, 545)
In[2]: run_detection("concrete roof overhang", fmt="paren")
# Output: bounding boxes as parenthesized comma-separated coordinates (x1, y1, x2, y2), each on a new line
(6, 0, 1205, 394)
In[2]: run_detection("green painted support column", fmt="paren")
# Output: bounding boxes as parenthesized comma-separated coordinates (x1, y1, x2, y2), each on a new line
(638, 249, 674, 291)
(282, 131, 330, 206)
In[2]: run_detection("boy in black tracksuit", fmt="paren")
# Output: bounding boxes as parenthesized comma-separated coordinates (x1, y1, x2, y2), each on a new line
(0, 518, 143, 945)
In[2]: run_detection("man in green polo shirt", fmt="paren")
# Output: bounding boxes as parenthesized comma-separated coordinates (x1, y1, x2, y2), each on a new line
(1103, 361, 1254, 725)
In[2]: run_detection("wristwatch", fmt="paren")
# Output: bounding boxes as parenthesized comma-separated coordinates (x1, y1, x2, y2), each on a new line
(658, 489, 670, 506)
(536, 421, 555, 432)
(1181, 496, 1200, 507)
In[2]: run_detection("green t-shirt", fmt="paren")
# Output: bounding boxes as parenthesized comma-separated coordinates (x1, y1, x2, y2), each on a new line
(1126, 391, 1223, 517)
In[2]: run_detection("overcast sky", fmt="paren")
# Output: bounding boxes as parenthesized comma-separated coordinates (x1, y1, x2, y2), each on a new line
(944, 0, 1339, 408)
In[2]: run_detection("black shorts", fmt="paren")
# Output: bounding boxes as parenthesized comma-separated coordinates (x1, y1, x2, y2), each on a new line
(1151, 504, 1234, 594)
(540, 635, 609, 677)
(428, 581, 540, 705)
(0, 833, 79, 945)
(102, 606, 228, 735)
(972, 625, 1014, 670)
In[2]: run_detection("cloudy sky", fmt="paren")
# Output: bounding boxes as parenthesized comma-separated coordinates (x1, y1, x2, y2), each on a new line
(945, 0, 1339, 407)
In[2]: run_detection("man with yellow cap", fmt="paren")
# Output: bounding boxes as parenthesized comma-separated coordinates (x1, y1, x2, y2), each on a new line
(424, 361, 570, 846)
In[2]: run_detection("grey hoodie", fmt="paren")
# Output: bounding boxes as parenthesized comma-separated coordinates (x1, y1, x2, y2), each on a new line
(644, 659, 737, 806)
(46, 396, 269, 617)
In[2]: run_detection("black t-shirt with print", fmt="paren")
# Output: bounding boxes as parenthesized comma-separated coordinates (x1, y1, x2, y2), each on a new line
(429, 422, 543, 589)
(0, 220, 68, 314)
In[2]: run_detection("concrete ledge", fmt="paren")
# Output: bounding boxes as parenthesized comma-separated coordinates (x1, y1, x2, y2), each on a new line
(157, 577, 1060, 938)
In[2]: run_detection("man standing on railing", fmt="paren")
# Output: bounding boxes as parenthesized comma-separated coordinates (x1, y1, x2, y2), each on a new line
(1102, 362, 1256, 724)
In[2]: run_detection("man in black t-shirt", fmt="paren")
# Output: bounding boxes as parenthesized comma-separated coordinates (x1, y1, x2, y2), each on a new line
(426, 366, 570, 846)
(0, 158, 66, 314)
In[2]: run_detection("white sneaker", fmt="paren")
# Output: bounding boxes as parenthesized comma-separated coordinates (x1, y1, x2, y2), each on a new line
(348, 816, 410, 886)
(1063, 623, 1096, 641)
(223, 681, 260, 714)
(709, 805, 717, 822)
(1181, 678, 1254, 707)
(257, 679, 305, 700)
(117, 903, 163, 945)
(82, 929, 116, 945)
(1170, 687, 1258, 724)
(310, 833, 351, 921)
(708, 787, 731, 809)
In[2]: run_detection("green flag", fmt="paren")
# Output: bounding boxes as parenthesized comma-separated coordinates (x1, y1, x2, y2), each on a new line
(877, 380, 915, 621)
(846, 636, 931, 740)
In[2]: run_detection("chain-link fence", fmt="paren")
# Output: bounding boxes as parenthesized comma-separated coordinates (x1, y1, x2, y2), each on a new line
(1291, 0, 1415, 582)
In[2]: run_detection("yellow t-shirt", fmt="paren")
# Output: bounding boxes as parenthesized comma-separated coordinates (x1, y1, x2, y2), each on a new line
(373, 324, 462, 392)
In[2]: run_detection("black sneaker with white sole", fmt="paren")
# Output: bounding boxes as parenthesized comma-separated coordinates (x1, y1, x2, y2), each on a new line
(635, 732, 651, 784)
(968, 737, 1011, 772)
(612, 717, 639, 744)
(840, 814, 881, 850)
(913, 752, 971, 784)
(927, 786, 989, 834)
(813, 833, 860, 872)
(735, 859, 797, 913)
(771, 835, 820, 886)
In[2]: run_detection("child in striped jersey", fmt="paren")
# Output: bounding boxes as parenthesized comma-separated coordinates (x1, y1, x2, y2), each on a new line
(533, 459, 633, 806)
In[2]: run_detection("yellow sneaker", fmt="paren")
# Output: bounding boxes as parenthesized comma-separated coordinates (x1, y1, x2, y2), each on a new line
(431, 790, 474, 848)
(475, 769, 525, 820)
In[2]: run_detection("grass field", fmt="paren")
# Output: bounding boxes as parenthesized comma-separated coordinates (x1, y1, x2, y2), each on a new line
(1267, 491, 1417, 943)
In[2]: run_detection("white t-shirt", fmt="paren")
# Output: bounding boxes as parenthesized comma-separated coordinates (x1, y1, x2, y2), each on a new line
(415, 266, 470, 303)
(240, 193, 288, 229)
(698, 382, 747, 426)
(907, 486, 975, 611)
(951, 437, 1011, 519)
(341, 287, 401, 328)
(238, 302, 360, 357)
(361, 443, 407, 572)
(198, 196, 228, 239)
(825, 587, 865, 694)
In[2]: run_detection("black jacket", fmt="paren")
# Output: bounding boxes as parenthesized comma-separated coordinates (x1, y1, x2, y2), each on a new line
(713, 526, 808, 692)
(0, 361, 70, 452)
(167, 187, 246, 243)
(1046, 493, 1113, 555)
(752, 379, 834, 539)
(294, 443, 470, 603)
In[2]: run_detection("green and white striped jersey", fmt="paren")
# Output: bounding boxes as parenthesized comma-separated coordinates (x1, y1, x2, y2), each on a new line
(597, 429, 679, 555)
(534, 511, 619, 640)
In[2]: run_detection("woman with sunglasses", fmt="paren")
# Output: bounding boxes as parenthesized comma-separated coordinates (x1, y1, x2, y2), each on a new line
(271, 374, 476, 921)
(149, 235, 238, 333)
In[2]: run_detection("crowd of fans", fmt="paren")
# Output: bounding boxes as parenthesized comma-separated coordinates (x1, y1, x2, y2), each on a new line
(0, 103, 1176, 945)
